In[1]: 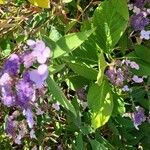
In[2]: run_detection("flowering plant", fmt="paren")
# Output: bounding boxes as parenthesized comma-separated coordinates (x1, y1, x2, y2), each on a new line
(0, 0, 150, 149)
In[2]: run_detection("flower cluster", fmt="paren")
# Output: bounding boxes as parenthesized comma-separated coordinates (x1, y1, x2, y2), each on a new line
(128, 0, 150, 40)
(105, 59, 143, 91)
(105, 59, 149, 129)
(0, 39, 51, 144)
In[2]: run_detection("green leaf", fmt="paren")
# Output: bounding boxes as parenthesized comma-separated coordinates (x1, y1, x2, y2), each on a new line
(47, 77, 76, 117)
(96, 53, 107, 85)
(75, 133, 84, 150)
(127, 52, 150, 76)
(49, 64, 65, 74)
(135, 45, 150, 63)
(90, 140, 108, 150)
(93, 0, 129, 53)
(67, 61, 98, 80)
(87, 79, 113, 129)
(112, 94, 125, 116)
(53, 29, 95, 58)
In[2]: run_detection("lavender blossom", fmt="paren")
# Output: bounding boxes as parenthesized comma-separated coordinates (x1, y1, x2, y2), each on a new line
(52, 102, 60, 111)
(21, 51, 36, 68)
(134, 0, 148, 9)
(122, 85, 130, 92)
(27, 39, 51, 64)
(132, 75, 143, 83)
(30, 129, 36, 139)
(129, 61, 139, 70)
(29, 64, 49, 88)
(6, 116, 16, 137)
(0, 73, 15, 107)
(130, 13, 149, 31)
(133, 106, 146, 129)
(16, 79, 35, 108)
(23, 108, 35, 128)
(4, 54, 20, 76)
(140, 30, 150, 40)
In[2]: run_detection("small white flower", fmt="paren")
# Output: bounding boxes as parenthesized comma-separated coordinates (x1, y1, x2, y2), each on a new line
(128, 4, 133, 10)
(147, 9, 150, 14)
(15, 134, 22, 145)
(130, 61, 139, 70)
(140, 30, 150, 40)
(30, 129, 37, 139)
(124, 60, 131, 66)
(36, 108, 44, 115)
(133, 6, 141, 14)
(52, 102, 60, 111)
(122, 85, 130, 92)
(132, 75, 143, 83)
(142, 11, 148, 17)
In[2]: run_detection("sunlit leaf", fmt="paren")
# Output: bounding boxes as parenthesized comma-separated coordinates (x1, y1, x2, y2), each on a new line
(0, 0, 4, 4)
(28, 0, 50, 8)
(88, 79, 113, 129)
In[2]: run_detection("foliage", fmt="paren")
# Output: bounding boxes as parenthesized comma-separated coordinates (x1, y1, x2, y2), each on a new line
(0, 0, 150, 149)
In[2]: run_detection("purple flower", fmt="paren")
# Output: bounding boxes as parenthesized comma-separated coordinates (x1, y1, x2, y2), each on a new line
(132, 75, 143, 83)
(105, 68, 115, 82)
(133, 106, 146, 129)
(23, 108, 34, 128)
(27, 39, 51, 64)
(29, 64, 49, 88)
(4, 54, 20, 76)
(52, 102, 60, 111)
(22, 71, 33, 83)
(122, 85, 130, 92)
(134, 0, 147, 8)
(6, 116, 16, 137)
(30, 129, 36, 139)
(130, 13, 149, 31)
(130, 61, 139, 70)
(21, 51, 36, 68)
(16, 79, 35, 108)
(0, 73, 15, 107)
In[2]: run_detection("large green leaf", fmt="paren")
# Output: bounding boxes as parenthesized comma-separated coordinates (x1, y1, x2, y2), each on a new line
(47, 77, 76, 116)
(127, 52, 150, 76)
(90, 140, 108, 150)
(51, 29, 95, 58)
(96, 53, 107, 85)
(135, 45, 150, 63)
(67, 61, 98, 80)
(87, 79, 113, 129)
(93, 0, 129, 53)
